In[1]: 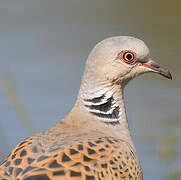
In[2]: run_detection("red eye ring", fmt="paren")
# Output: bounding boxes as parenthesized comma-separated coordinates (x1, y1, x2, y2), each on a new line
(118, 50, 137, 65)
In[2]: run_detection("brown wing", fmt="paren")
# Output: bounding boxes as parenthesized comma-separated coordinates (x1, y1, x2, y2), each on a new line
(0, 137, 142, 180)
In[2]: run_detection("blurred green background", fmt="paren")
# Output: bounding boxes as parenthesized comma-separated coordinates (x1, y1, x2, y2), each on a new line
(0, 0, 180, 179)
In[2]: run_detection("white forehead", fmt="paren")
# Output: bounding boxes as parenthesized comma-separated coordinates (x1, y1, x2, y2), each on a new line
(92, 36, 150, 59)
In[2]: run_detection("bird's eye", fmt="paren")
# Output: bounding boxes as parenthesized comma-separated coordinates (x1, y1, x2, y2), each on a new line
(118, 50, 137, 65)
(123, 52, 134, 61)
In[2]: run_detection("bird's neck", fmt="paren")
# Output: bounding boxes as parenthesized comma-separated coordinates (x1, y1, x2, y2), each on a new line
(74, 81, 134, 149)
(79, 83, 125, 124)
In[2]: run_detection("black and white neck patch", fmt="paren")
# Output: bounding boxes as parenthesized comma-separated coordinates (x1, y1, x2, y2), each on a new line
(83, 92, 122, 123)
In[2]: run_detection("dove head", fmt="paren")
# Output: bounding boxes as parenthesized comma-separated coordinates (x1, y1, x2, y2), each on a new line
(76, 36, 172, 125)
(82, 36, 172, 88)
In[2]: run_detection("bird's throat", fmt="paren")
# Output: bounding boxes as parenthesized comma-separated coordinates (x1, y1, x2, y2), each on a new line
(80, 84, 126, 125)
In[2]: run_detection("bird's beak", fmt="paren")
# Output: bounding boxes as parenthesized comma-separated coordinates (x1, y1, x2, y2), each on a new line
(140, 59, 172, 79)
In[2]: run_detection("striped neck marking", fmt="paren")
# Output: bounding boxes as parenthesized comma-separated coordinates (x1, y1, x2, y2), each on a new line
(83, 92, 122, 123)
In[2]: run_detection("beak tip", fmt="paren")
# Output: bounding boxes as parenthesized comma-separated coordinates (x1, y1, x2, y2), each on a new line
(161, 70, 172, 80)
(168, 72, 172, 80)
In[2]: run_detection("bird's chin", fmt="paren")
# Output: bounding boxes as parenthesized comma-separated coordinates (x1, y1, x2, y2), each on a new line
(141, 59, 172, 79)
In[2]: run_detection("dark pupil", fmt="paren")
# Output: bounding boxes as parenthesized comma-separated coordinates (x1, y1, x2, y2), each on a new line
(126, 53, 133, 60)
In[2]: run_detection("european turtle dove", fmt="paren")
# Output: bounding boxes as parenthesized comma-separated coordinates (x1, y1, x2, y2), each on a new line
(0, 36, 172, 180)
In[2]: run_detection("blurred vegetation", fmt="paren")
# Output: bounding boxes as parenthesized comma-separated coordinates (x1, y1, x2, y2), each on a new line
(2, 73, 37, 135)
